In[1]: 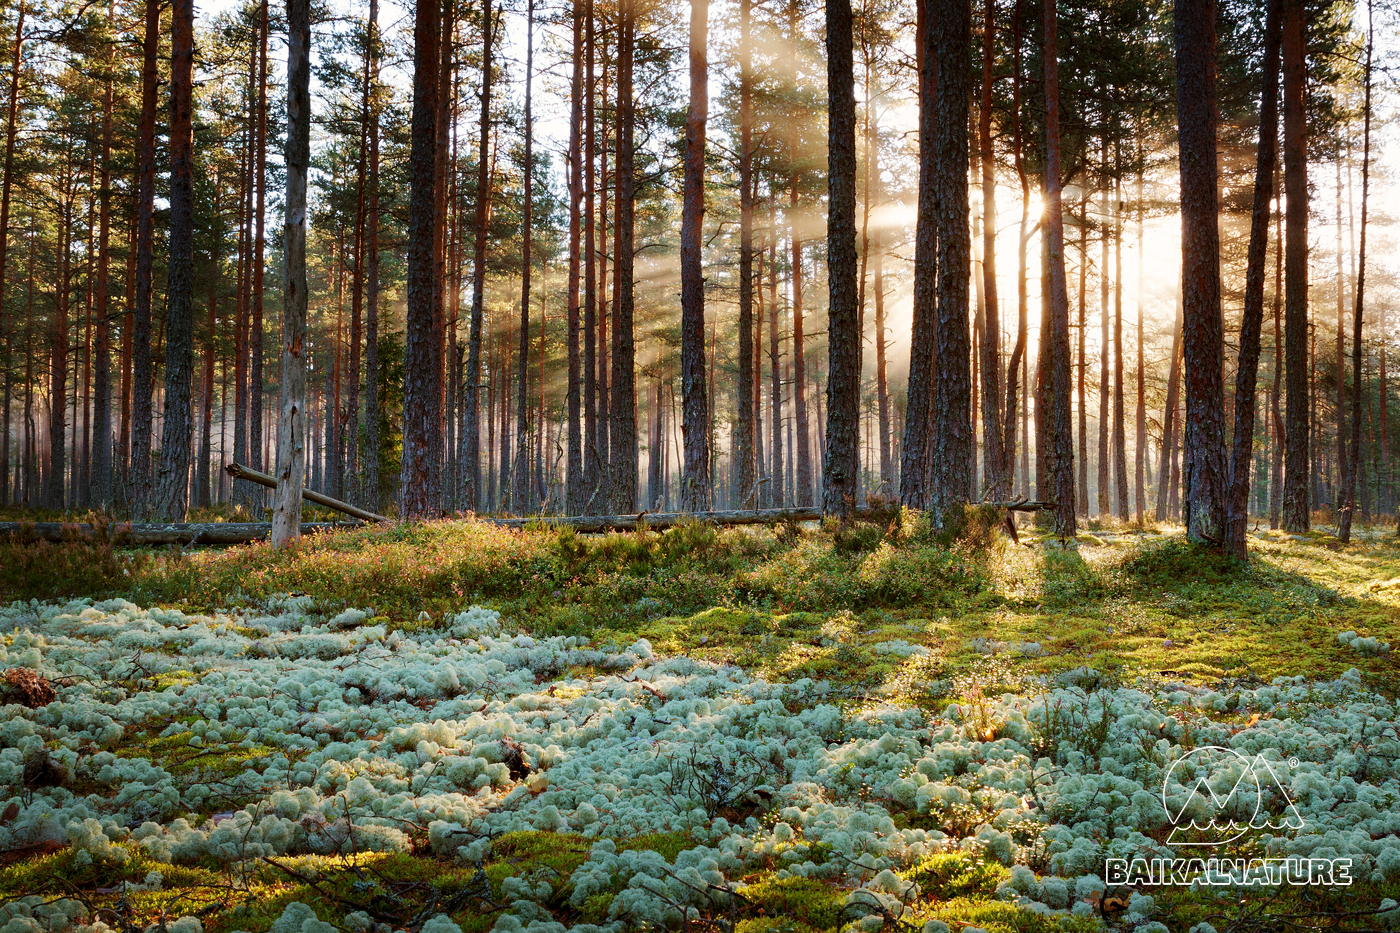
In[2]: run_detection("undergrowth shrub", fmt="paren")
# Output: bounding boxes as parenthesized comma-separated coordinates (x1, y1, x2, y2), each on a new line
(0, 518, 148, 600)
(1113, 538, 1246, 590)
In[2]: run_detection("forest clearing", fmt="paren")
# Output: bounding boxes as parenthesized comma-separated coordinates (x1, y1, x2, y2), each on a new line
(1, 516, 1399, 932)
(1, 0, 1399, 921)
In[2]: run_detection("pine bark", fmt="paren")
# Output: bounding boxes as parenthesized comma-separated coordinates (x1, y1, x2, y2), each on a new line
(565, 0, 583, 513)
(0, 0, 22, 507)
(900, 0, 936, 509)
(514, 0, 536, 512)
(1341, 1, 1371, 542)
(130, 0, 159, 515)
(250, 1, 268, 489)
(734, 0, 755, 507)
(1280, 0, 1309, 531)
(1225, 0, 1280, 557)
(154, 0, 195, 521)
(610, 0, 638, 512)
(679, 0, 710, 511)
(92, 23, 113, 508)
(822, 0, 858, 518)
(363, 0, 381, 511)
(977, 0, 1004, 496)
(929, 0, 971, 521)
(1042, 0, 1076, 537)
(400, 0, 443, 518)
(462, 0, 493, 511)
(1112, 178, 1128, 518)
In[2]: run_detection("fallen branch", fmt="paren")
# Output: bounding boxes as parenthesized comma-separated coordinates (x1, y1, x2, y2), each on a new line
(226, 462, 387, 523)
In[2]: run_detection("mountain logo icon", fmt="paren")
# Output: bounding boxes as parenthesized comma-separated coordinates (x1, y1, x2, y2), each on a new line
(1161, 746, 1306, 847)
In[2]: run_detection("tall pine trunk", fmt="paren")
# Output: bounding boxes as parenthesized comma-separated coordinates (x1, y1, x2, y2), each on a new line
(565, 0, 583, 513)
(154, 0, 195, 520)
(977, 0, 1004, 496)
(462, 0, 493, 511)
(822, 0, 858, 518)
(1042, 0, 1076, 537)
(679, 0, 710, 511)
(1174, 0, 1228, 544)
(1341, 0, 1372, 542)
(0, 0, 23, 507)
(734, 0, 755, 507)
(930, 0, 970, 521)
(1280, 0, 1309, 531)
(363, 0, 381, 510)
(610, 0, 638, 512)
(1225, 0, 1279, 557)
(401, 0, 442, 517)
(514, 0, 535, 512)
(130, 0, 158, 515)
(901, 0, 936, 509)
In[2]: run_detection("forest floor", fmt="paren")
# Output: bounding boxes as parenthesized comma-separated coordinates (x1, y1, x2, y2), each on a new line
(1, 511, 1399, 933)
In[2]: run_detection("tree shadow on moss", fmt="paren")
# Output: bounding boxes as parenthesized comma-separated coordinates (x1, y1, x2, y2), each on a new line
(1106, 538, 1350, 624)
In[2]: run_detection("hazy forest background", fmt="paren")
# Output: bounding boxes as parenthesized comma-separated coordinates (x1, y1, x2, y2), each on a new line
(0, 0, 1393, 554)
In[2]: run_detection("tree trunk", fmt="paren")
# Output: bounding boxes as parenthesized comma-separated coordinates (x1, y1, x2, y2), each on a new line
(154, 0, 195, 521)
(272, 0, 310, 546)
(1269, 173, 1283, 528)
(769, 235, 783, 506)
(1225, 0, 1280, 557)
(94, 9, 114, 508)
(1097, 144, 1110, 517)
(581, 5, 598, 509)
(930, 0, 971, 521)
(347, 9, 369, 507)
(400, 0, 443, 518)
(250, 0, 268, 491)
(822, 0, 858, 518)
(565, 0, 583, 513)
(0, 0, 22, 508)
(734, 0, 755, 508)
(610, 0, 638, 513)
(197, 200, 218, 511)
(1280, 0, 1309, 531)
(977, 0, 1003, 496)
(1077, 207, 1088, 513)
(900, 0, 936, 509)
(679, 0, 710, 511)
(1342, 0, 1372, 542)
(1003, 0, 1028, 494)
(363, 0, 380, 511)
(1135, 168, 1146, 523)
(1175, 0, 1228, 545)
(130, 0, 159, 516)
(1042, 0, 1076, 538)
(462, 0, 493, 511)
(1112, 175, 1128, 518)
(514, 0, 536, 512)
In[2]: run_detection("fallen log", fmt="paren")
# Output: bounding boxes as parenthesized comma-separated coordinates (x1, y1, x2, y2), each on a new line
(226, 462, 387, 523)
(490, 507, 825, 532)
(0, 521, 359, 546)
(487, 501, 1054, 533)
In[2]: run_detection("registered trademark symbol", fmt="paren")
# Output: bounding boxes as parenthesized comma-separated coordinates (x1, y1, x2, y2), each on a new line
(1288, 757, 1299, 768)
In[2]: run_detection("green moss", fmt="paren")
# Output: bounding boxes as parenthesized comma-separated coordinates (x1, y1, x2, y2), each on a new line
(741, 875, 844, 929)
(903, 852, 1009, 900)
